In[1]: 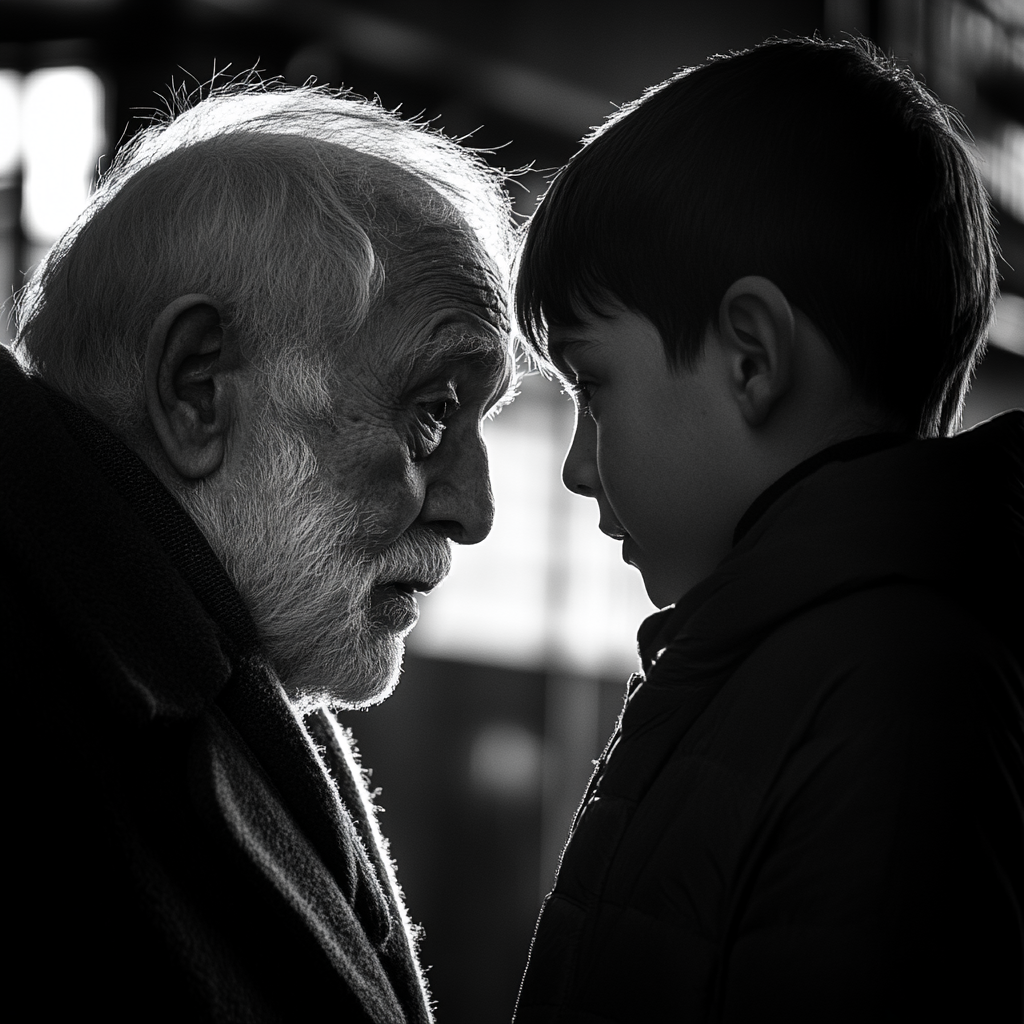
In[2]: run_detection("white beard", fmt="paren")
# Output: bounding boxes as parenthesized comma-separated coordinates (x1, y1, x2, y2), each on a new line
(177, 409, 451, 710)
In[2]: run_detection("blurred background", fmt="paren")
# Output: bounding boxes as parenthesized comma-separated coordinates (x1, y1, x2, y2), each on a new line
(1, 0, 1021, 1019)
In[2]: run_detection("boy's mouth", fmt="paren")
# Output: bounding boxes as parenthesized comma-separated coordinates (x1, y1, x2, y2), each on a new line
(600, 520, 627, 541)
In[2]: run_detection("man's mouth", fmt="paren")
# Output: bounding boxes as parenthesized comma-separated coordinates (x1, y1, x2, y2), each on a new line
(370, 576, 442, 632)
(375, 576, 441, 596)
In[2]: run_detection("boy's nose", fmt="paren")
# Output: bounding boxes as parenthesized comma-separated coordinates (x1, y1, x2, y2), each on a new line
(562, 411, 599, 497)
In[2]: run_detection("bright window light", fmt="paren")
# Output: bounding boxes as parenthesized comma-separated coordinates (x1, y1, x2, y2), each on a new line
(0, 71, 20, 178)
(410, 387, 557, 669)
(21, 66, 105, 243)
(411, 376, 655, 677)
(469, 723, 543, 800)
(990, 292, 1024, 356)
(977, 123, 1024, 225)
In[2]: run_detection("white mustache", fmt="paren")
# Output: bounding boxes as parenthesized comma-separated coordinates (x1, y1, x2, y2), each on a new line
(371, 529, 452, 591)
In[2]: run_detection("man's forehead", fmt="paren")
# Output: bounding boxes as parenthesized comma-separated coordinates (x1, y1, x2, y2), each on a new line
(383, 231, 509, 346)
(391, 229, 508, 326)
(338, 215, 512, 402)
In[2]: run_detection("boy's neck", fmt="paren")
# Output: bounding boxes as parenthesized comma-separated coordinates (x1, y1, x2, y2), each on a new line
(732, 431, 915, 546)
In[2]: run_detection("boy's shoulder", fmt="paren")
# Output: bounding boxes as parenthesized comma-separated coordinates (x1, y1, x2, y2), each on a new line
(737, 577, 1017, 729)
(730, 411, 1023, 654)
(649, 410, 1023, 746)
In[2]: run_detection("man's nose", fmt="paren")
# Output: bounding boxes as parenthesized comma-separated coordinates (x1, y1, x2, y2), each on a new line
(562, 410, 599, 498)
(419, 426, 495, 544)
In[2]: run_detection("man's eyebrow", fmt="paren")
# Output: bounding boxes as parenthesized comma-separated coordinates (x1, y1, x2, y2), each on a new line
(409, 324, 514, 394)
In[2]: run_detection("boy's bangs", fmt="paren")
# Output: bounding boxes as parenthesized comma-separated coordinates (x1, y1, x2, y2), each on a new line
(515, 176, 625, 366)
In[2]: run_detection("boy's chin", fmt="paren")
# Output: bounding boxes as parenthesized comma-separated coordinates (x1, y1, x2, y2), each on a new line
(642, 565, 714, 609)
(642, 573, 683, 609)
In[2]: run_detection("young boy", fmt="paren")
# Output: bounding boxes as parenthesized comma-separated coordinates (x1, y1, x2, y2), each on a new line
(512, 37, 1022, 1022)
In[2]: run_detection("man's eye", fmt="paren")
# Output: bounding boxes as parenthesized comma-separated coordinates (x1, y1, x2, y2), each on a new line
(422, 397, 459, 424)
(410, 393, 460, 460)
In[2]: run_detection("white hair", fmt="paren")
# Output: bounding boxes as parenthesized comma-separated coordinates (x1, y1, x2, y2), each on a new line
(15, 76, 514, 432)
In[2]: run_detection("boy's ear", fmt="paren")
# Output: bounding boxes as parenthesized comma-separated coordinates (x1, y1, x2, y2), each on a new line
(144, 294, 243, 480)
(716, 275, 796, 428)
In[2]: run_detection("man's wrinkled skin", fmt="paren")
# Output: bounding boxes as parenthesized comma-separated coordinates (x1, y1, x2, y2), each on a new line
(167, 222, 514, 710)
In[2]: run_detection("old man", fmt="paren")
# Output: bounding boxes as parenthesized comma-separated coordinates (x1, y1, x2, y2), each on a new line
(1, 83, 514, 1022)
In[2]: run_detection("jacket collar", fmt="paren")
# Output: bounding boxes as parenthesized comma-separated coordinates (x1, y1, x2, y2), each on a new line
(639, 412, 1024, 685)
(1, 350, 234, 720)
(617, 412, 1024, 762)
(732, 431, 915, 545)
(635, 432, 913, 676)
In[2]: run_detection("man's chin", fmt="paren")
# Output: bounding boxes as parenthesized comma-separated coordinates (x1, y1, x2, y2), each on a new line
(370, 584, 421, 633)
(281, 628, 409, 714)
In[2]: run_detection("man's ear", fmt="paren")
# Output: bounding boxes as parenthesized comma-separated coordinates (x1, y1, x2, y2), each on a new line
(144, 294, 242, 480)
(716, 275, 796, 428)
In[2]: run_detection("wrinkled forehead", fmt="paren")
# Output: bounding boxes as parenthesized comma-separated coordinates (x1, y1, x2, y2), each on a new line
(381, 218, 509, 340)
(359, 218, 513, 395)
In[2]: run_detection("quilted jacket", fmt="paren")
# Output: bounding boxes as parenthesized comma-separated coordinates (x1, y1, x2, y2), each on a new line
(515, 414, 1024, 1023)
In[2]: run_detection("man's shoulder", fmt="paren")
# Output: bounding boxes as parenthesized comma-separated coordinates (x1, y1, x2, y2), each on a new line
(1, 351, 231, 723)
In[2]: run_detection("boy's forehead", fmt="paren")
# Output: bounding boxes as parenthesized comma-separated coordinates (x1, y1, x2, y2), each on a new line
(546, 304, 682, 383)
(544, 291, 630, 348)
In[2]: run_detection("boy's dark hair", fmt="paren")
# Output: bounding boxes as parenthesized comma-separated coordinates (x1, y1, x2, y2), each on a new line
(515, 36, 998, 437)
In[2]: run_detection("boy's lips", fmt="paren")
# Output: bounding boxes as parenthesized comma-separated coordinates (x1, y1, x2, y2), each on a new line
(600, 519, 627, 541)
(621, 535, 637, 566)
(598, 517, 634, 564)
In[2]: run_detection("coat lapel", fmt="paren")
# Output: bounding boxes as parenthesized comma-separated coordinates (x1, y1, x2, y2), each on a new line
(217, 656, 393, 947)
(308, 709, 434, 1024)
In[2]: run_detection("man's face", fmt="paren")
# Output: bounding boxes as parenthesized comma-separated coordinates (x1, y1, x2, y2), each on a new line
(186, 231, 512, 709)
(549, 301, 747, 608)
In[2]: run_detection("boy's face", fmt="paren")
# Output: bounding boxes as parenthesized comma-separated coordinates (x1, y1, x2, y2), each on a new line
(549, 303, 749, 607)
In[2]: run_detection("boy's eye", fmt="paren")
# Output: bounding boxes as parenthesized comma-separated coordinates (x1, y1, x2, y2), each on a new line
(564, 377, 594, 417)
(410, 391, 460, 460)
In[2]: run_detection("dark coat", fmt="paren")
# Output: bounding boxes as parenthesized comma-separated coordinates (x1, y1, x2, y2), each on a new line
(515, 416, 1024, 1023)
(1, 347, 432, 1023)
